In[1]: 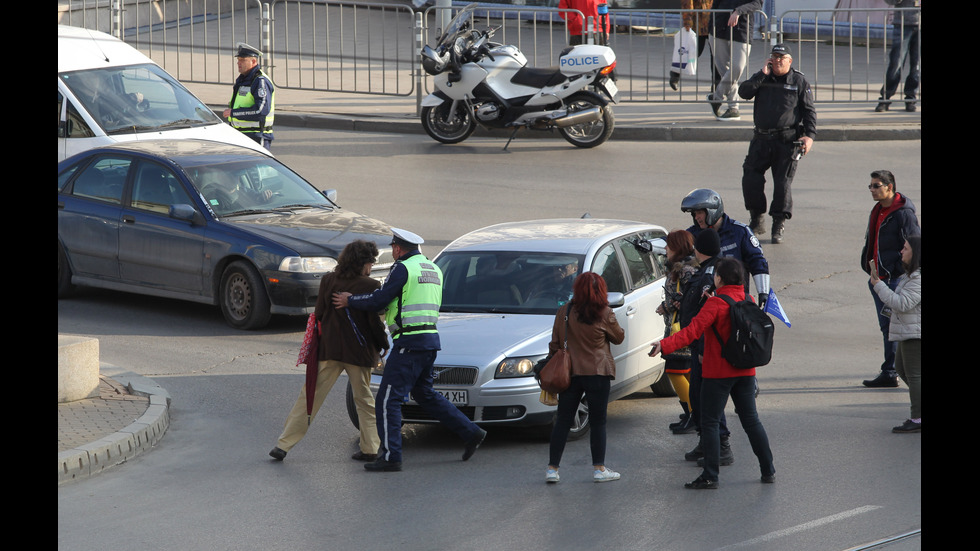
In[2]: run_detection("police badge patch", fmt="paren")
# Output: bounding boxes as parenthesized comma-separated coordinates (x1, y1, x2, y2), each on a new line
(750, 235, 761, 248)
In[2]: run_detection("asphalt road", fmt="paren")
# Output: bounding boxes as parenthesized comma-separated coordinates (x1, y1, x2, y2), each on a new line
(57, 129, 921, 551)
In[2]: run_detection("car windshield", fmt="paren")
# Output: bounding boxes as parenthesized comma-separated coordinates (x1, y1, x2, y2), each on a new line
(436, 251, 584, 314)
(185, 159, 335, 217)
(60, 63, 221, 135)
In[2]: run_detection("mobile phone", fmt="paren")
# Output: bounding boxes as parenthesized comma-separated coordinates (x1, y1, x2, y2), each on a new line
(869, 259, 877, 274)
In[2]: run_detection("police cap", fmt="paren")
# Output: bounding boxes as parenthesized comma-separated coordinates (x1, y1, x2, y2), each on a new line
(235, 43, 262, 58)
(390, 227, 424, 248)
(770, 43, 792, 58)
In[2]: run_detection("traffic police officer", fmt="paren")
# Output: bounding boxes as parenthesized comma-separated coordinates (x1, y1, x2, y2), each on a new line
(737, 43, 817, 244)
(223, 43, 275, 150)
(332, 228, 487, 472)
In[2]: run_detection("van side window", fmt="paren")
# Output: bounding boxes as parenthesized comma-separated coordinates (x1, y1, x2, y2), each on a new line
(64, 96, 96, 138)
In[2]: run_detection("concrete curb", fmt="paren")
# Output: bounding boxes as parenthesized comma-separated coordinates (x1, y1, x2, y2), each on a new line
(272, 111, 920, 141)
(58, 365, 171, 486)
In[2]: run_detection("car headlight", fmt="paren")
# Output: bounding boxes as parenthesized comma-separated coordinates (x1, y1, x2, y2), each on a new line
(495, 355, 547, 379)
(278, 256, 338, 273)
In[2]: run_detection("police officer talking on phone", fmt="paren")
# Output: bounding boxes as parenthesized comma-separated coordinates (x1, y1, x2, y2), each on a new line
(737, 43, 816, 245)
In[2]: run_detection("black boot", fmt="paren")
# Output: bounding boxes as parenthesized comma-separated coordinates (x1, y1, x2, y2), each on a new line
(719, 434, 734, 465)
(771, 217, 785, 244)
(669, 401, 691, 430)
(749, 212, 767, 235)
(669, 71, 680, 91)
(684, 440, 703, 461)
(671, 412, 697, 434)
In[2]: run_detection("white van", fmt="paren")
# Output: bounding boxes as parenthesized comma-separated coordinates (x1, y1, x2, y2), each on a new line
(58, 25, 268, 161)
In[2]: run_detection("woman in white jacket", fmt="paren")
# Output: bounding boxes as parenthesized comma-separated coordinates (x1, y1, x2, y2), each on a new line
(870, 235, 921, 433)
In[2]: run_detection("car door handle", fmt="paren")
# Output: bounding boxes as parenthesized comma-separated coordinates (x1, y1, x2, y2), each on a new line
(122, 215, 136, 224)
(625, 305, 637, 316)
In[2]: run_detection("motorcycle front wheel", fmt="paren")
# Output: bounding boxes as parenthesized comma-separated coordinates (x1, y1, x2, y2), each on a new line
(420, 100, 476, 144)
(558, 92, 615, 148)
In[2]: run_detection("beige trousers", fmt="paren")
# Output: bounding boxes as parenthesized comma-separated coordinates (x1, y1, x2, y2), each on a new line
(276, 360, 380, 454)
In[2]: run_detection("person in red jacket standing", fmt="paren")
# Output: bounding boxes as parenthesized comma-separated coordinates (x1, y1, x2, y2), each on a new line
(559, 0, 611, 45)
(650, 256, 775, 489)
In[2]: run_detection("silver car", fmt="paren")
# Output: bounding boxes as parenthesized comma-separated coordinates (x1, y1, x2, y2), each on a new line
(346, 218, 674, 439)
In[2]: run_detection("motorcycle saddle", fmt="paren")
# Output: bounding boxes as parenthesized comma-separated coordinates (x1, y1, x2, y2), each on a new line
(510, 66, 567, 89)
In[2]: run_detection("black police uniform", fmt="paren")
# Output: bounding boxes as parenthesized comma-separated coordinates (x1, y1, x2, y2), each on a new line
(737, 65, 816, 222)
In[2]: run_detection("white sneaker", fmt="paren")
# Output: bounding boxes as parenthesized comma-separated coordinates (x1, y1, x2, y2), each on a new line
(546, 468, 560, 483)
(593, 467, 621, 482)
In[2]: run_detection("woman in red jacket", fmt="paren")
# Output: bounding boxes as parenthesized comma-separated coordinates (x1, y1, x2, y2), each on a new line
(650, 257, 775, 489)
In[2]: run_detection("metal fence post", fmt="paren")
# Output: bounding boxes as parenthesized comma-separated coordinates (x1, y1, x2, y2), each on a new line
(262, 3, 273, 75)
(110, 0, 123, 39)
(415, 11, 424, 117)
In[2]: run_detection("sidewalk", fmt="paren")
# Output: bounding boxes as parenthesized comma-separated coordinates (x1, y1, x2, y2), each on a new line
(57, 87, 920, 485)
(58, 364, 171, 485)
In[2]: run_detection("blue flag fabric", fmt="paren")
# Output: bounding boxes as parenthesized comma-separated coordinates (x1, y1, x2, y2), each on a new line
(765, 289, 792, 328)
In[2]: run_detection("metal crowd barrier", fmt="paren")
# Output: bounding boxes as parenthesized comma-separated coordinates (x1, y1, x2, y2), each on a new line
(58, 1, 920, 108)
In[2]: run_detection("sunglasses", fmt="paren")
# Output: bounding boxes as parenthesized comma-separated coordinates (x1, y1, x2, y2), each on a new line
(868, 183, 887, 189)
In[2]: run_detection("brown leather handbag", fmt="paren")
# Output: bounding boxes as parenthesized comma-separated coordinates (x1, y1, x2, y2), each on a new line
(538, 311, 571, 393)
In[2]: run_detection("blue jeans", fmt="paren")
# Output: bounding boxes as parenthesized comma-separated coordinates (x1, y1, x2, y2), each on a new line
(869, 278, 900, 374)
(375, 348, 481, 463)
(549, 375, 611, 467)
(879, 23, 920, 101)
(699, 376, 774, 482)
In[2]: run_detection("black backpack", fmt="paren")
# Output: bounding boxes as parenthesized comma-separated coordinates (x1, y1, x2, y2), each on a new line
(711, 294, 774, 369)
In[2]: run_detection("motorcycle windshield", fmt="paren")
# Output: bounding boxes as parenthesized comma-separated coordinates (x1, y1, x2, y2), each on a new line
(436, 3, 478, 49)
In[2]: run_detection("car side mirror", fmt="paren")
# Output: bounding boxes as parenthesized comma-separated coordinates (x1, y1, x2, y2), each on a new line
(607, 292, 625, 308)
(322, 189, 337, 203)
(648, 237, 667, 256)
(170, 204, 206, 226)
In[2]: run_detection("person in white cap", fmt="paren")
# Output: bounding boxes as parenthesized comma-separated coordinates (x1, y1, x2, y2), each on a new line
(333, 228, 487, 471)
(222, 43, 275, 150)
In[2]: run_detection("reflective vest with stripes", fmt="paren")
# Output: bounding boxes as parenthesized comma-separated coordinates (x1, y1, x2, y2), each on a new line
(385, 255, 442, 339)
(229, 69, 275, 135)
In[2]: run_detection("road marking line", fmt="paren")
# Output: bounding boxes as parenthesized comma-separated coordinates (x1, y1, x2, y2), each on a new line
(716, 505, 882, 550)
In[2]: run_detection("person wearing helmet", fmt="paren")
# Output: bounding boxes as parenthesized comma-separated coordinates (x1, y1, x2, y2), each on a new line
(680, 189, 770, 308)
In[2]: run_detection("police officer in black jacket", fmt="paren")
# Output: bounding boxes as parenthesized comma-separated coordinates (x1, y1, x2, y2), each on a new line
(738, 43, 817, 244)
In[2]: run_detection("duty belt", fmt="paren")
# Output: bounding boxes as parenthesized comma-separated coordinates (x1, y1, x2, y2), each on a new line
(754, 126, 795, 136)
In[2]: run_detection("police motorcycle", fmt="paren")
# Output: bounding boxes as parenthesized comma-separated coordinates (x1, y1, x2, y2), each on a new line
(419, 3, 619, 149)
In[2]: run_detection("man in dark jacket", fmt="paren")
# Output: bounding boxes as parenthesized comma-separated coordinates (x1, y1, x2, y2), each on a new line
(875, 0, 920, 112)
(706, 0, 763, 121)
(860, 170, 920, 388)
(223, 43, 275, 149)
(738, 43, 817, 244)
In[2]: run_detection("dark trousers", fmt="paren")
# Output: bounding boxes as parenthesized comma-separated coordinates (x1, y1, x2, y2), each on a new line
(689, 341, 730, 438)
(700, 376, 774, 482)
(549, 375, 610, 467)
(869, 278, 900, 374)
(375, 349, 480, 463)
(879, 24, 920, 102)
(742, 135, 798, 220)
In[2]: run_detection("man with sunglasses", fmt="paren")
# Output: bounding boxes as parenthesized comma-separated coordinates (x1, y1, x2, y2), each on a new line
(737, 43, 816, 245)
(860, 170, 920, 388)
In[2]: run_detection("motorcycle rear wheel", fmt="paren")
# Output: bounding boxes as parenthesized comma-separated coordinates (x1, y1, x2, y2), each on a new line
(421, 100, 476, 144)
(558, 93, 615, 148)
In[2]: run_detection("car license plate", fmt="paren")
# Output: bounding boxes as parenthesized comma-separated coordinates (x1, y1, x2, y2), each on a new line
(408, 389, 468, 405)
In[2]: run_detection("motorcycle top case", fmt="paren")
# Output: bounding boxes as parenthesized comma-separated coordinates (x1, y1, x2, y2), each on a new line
(557, 45, 615, 76)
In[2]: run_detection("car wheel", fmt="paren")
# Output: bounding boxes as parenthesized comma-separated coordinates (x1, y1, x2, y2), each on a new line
(650, 372, 677, 397)
(563, 394, 591, 441)
(345, 380, 360, 429)
(219, 260, 272, 330)
(58, 243, 75, 298)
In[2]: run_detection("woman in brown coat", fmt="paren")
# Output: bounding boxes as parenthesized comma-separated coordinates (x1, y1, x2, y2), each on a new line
(270, 240, 388, 462)
(545, 272, 625, 483)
